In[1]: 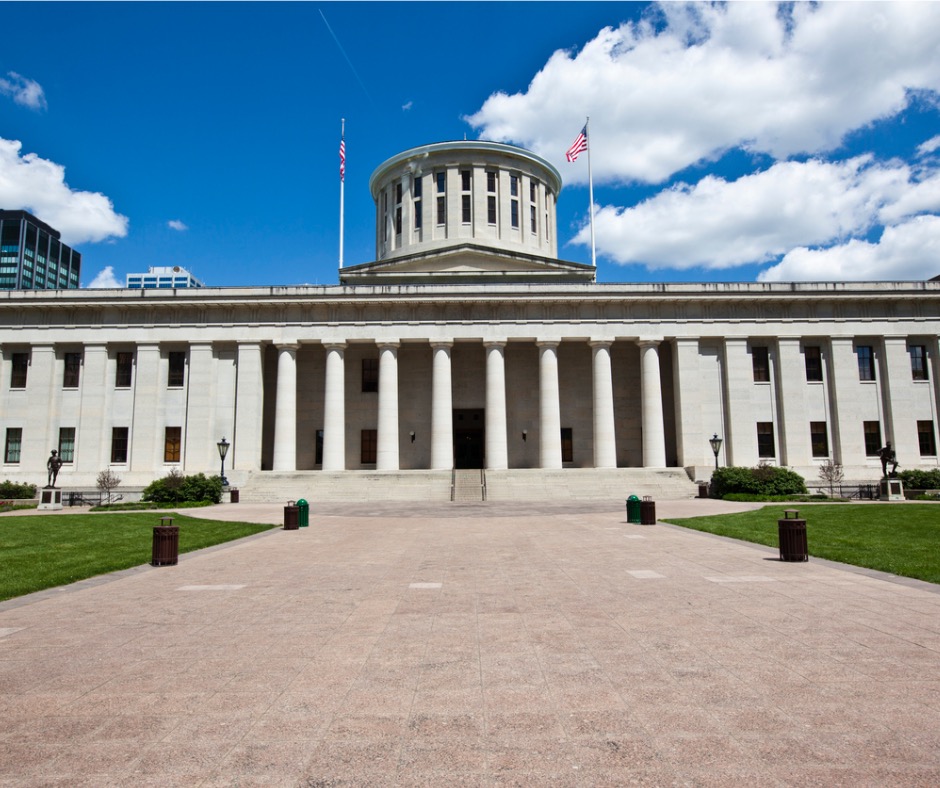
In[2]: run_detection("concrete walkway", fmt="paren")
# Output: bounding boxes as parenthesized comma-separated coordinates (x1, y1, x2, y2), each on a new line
(1, 499, 939, 786)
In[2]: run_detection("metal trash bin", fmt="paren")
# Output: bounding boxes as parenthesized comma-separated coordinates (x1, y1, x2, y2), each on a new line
(626, 495, 641, 524)
(229, 488, 239, 503)
(297, 498, 309, 528)
(284, 501, 300, 530)
(640, 495, 656, 525)
(697, 482, 709, 499)
(152, 517, 179, 566)
(778, 509, 808, 562)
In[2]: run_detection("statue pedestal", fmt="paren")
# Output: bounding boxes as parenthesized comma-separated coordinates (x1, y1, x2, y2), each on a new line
(39, 488, 63, 510)
(879, 478, 904, 501)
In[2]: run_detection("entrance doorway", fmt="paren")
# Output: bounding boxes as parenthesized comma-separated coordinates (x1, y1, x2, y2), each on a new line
(454, 409, 485, 468)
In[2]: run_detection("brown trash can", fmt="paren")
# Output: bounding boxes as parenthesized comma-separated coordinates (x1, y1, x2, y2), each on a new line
(640, 496, 656, 525)
(697, 483, 710, 498)
(152, 522, 179, 566)
(778, 509, 808, 562)
(284, 502, 300, 530)
(229, 488, 239, 503)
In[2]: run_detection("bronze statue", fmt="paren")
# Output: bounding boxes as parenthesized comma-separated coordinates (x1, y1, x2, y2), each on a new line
(46, 450, 63, 488)
(878, 442, 899, 478)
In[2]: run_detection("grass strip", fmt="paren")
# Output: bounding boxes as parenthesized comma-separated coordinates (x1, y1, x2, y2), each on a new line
(0, 513, 276, 602)
(663, 504, 940, 585)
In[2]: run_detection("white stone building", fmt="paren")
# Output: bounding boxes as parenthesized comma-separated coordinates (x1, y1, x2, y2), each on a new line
(1, 141, 939, 500)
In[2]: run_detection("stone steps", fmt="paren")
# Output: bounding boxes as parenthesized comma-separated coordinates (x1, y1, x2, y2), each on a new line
(235, 468, 697, 503)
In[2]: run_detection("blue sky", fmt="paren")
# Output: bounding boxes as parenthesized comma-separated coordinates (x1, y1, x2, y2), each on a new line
(2, 1, 939, 288)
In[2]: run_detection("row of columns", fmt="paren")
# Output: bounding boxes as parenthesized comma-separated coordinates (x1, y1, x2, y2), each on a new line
(271, 338, 668, 472)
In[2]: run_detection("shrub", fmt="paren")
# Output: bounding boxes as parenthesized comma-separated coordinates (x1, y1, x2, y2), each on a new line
(142, 471, 222, 504)
(710, 464, 808, 498)
(898, 469, 940, 490)
(0, 480, 37, 499)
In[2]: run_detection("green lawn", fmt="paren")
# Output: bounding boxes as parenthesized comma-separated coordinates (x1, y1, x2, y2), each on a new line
(663, 504, 940, 584)
(0, 513, 276, 602)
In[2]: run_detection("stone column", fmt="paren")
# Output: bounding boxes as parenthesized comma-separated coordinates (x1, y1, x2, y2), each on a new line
(272, 343, 298, 471)
(721, 337, 751, 467)
(322, 342, 346, 471)
(234, 342, 264, 472)
(28, 344, 57, 471)
(376, 341, 400, 471)
(538, 340, 562, 469)
(131, 343, 162, 473)
(881, 336, 918, 463)
(430, 342, 453, 470)
(827, 336, 861, 464)
(638, 339, 667, 468)
(485, 340, 508, 469)
(76, 343, 109, 473)
(775, 337, 810, 466)
(590, 340, 617, 468)
(184, 342, 215, 472)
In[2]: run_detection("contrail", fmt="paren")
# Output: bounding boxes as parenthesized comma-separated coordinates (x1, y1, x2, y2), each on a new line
(319, 8, 376, 108)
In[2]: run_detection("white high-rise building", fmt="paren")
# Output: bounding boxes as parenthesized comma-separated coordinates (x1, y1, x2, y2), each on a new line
(126, 266, 204, 289)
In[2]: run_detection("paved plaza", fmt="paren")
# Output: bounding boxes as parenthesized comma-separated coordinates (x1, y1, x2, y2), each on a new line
(1, 499, 939, 786)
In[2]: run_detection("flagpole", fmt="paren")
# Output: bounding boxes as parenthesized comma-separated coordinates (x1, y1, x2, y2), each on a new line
(339, 118, 345, 270)
(586, 116, 596, 269)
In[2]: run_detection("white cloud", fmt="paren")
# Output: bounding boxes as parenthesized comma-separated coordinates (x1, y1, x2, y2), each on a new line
(759, 215, 940, 282)
(167, 219, 188, 231)
(467, 2, 940, 184)
(578, 156, 913, 270)
(0, 138, 128, 245)
(918, 135, 940, 157)
(0, 72, 47, 111)
(85, 266, 122, 289)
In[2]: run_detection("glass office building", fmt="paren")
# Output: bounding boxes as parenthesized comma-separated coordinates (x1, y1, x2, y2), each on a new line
(0, 210, 81, 290)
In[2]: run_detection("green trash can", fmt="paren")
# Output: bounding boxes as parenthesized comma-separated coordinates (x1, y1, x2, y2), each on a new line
(297, 498, 309, 528)
(626, 494, 641, 524)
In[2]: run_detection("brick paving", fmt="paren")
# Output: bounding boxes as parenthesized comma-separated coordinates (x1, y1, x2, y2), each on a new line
(1, 499, 939, 786)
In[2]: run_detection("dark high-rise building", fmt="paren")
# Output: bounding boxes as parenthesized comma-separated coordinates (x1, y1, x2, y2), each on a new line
(0, 210, 81, 290)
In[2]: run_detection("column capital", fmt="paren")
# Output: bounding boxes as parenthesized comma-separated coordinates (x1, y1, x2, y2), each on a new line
(275, 341, 299, 350)
(636, 337, 663, 348)
(589, 339, 613, 350)
(483, 338, 508, 349)
(536, 338, 561, 349)
(376, 340, 400, 351)
(430, 340, 454, 351)
(323, 341, 347, 351)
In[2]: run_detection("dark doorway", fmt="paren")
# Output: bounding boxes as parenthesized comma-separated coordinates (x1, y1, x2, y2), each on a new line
(454, 409, 485, 468)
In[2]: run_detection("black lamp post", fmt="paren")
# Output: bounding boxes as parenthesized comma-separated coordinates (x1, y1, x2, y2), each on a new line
(217, 437, 230, 487)
(709, 433, 723, 470)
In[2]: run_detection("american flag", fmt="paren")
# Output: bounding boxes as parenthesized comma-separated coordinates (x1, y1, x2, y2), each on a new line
(565, 125, 588, 162)
(339, 138, 346, 182)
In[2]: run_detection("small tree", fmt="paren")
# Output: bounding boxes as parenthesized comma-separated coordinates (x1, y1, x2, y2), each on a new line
(818, 458, 844, 497)
(96, 469, 122, 505)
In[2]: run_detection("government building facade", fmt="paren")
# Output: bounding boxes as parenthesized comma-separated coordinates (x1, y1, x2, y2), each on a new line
(2, 141, 939, 500)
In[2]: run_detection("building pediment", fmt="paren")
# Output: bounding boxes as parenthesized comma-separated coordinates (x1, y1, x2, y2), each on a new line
(339, 244, 595, 285)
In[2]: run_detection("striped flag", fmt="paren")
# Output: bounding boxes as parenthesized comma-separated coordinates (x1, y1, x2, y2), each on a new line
(565, 125, 588, 162)
(339, 138, 346, 182)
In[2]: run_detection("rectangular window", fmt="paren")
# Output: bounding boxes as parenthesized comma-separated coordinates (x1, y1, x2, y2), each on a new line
(756, 422, 775, 458)
(413, 175, 422, 230)
(917, 421, 936, 456)
(461, 170, 471, 191)
(910, 345, 929, 381)
(4, 428, 22, 463)
(164, 426, 181, 463)
(111, 427, 129, 464)
(361, 358, 378, 392)
(857, 345, 876, 381)
(804, 346, 823, 382)
(810, 422, 828, 458)
(487, 195, 497, 225)
(752, 346, 770, 382)
(461, 170, 472, 223)
(436, 196, 446, 226)
(167, 351, 185, 387)
(315, 429, 324, 465)
(63, 352, 82, 388)
(487, 171, 497, 193)
(115, 351, 133, 387)
(530, 204, 537, 234)
(58, 427, 76, 463)
(461, 194, 471, 224)
(10, 352, 28, 388)
(863, 421, 881, 456)
(510, 199, 519, 229)
(436, 171, 446, 194)
(561, 427, 573, 463)
(361, 429, 377, 464)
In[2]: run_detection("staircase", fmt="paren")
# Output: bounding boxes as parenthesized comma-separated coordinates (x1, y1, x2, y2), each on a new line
(234, 468, 697, 504)
(451, 469, 486, 502)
